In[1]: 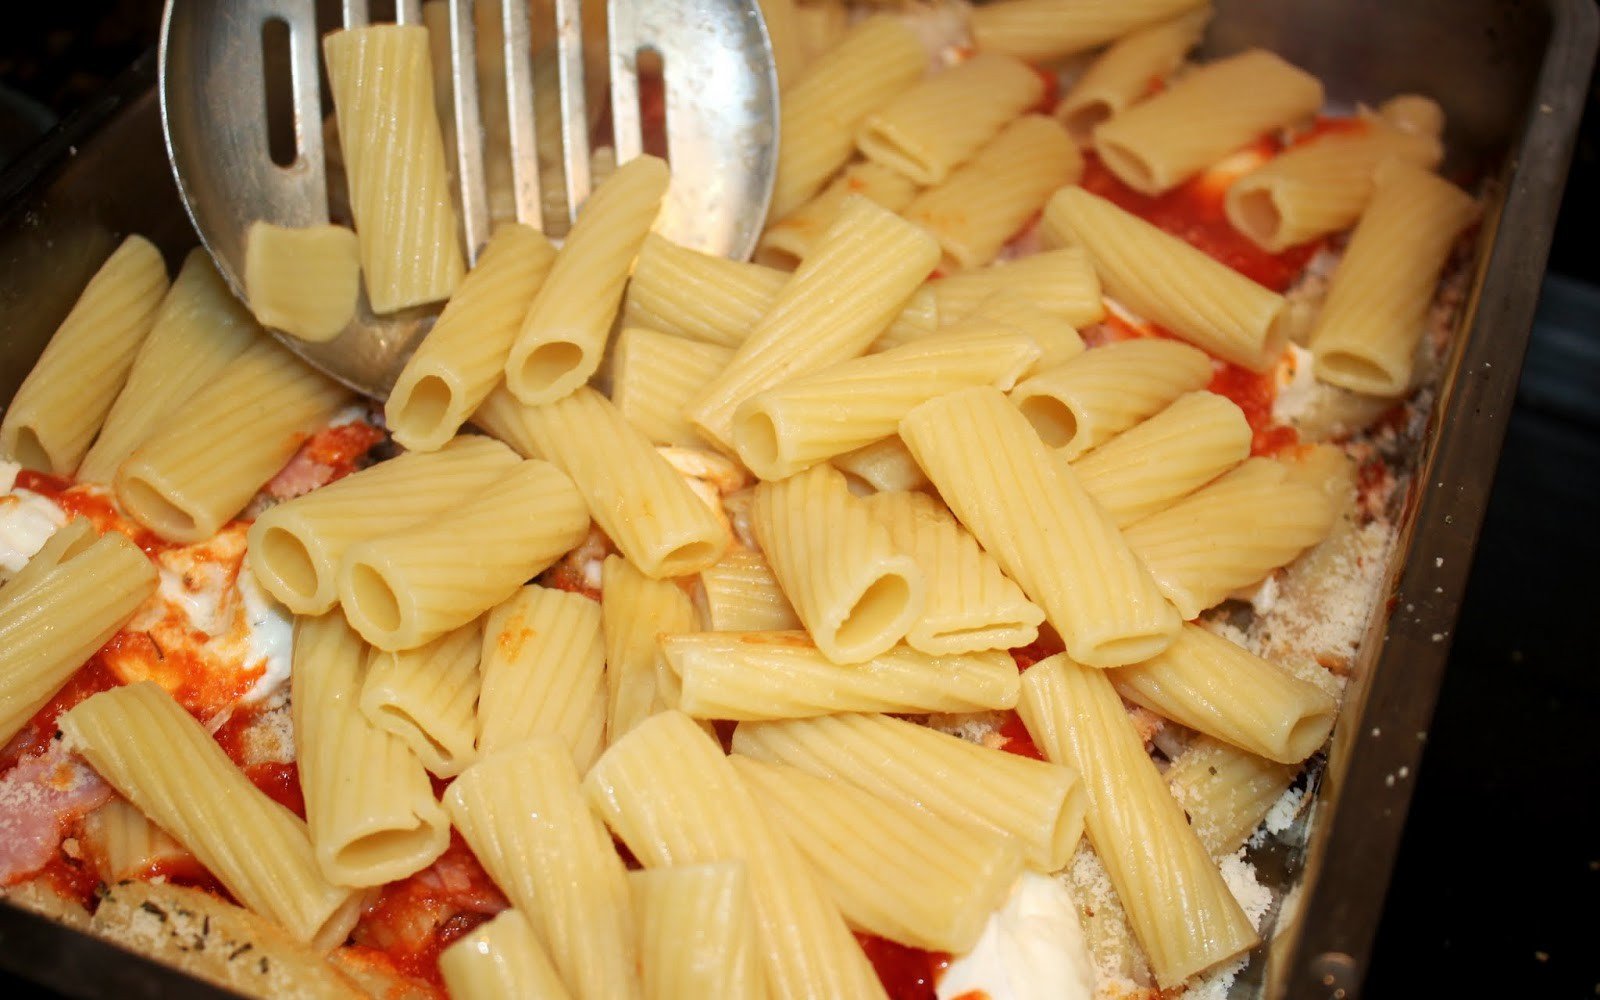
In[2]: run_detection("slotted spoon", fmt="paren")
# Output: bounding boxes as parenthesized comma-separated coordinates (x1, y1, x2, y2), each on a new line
(159, 0, 779, 398)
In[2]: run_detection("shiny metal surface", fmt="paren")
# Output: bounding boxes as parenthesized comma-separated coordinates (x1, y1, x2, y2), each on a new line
(158, 0, 778, 398)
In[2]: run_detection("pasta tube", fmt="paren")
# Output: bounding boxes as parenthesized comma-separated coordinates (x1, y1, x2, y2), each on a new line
(243, 222, 361, 342)
(899, 387, 1180, 667)
(759, 161, 919, 270)
(1310, 159, 1476, 396)
(323, 24, 464, 312)
(697, 549, 801, 633)
(504, 156, 670, 405)
(386, 224, 557, 451)
(629, 863, 766, 1000)
(732, 756, 1023, 953)
(362, 622, 483, 777)
(621, 233, 786, 347)
(81, 799, 188, 882)
(78, 250, 257, 485)
(970, 0, 1208, 63)
(931, 247, 1105, 329)
(601, 556, 697, 742)
(477, 585, 607, 770)
(248, 435, 520, 615)
(1008, 338, 1214, 460)
(1, 234, 167, 475)
(0, 516, 96, 608)
(447, 742, 640, 1000)
(1017, 655, 1258, 987)
(750, 463, 925, 664)
(1093, 49, 1324, 195)
(664, 631, 1019, 720)
(439, 909, 573, 1000)
(1057, 8, 1212, 142)
(831, 436, 930, 494)
(1165, 736, 1298, 858)
(1044, 185, 1290, 371)
(473, 386, 728, 579)
(732, 712, 1085, 872)
(0, 531, 157, 745)
(61, 683, 361, 948)
(611, 329, 733, 446)
(860, 489, 1044, 655)
(337, 458, 589, 650)
(292, 613, 449, 887)
(584, 711, 887, 1000)
(116, 337, 351, 544)
(687, 196, 940, 453)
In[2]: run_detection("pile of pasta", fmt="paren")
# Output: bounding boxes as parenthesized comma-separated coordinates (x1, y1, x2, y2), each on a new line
(0, 0, 1479, 998)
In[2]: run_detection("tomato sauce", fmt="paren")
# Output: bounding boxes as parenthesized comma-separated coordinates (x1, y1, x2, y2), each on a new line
(14, 471, 173, 558)
(1079, 150, 1317, 292)
(0, 657, 120, 772)
(858, 933, 950, 1000)
(36, 845, 101, 911)
(301, 421, 385, 482)
(212, 709, 305, 819)
(994, 711, 1045, 762)
(1208, 362, 1301, 457)
(136, 855, 236, 905)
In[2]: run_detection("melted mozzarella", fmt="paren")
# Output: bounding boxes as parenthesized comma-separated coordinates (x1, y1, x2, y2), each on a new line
(0, 462, 65, 578)
(937, 873, 1096, 1000)
(237, 563, 293, 704)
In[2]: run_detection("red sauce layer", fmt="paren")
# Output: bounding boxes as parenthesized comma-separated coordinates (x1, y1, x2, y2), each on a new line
(14, 471, 172, 557)
(0, 657, 119, 771)
(859, 933, 950, 1000)
(995, 711, 1045, 762)
(1208, 362, 1301, 457)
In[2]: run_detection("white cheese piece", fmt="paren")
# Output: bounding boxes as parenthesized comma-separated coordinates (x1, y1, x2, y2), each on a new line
(237, 564, 294, 705)
(937, 872, 1096, 1000)
(0, 480, 66, 577)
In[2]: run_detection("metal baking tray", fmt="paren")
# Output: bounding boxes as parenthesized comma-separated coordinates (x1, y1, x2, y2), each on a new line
(0, 2, 1593, 996)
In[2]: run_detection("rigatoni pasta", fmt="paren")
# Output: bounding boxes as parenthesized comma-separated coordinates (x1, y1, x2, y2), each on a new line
(629, 863, 766, 1000)
(697, 548, 802, 632)
(1056, 8, 1212, 142)
(621, 233, 786, 347)
(243, 222, 361, 342)
(600, 556, 697, 742)
(1165, 736, 1299, 858)
(361, 621, 483, 778)
(969, 0, 1208, 63)
(0, 234, 167, 476)
(759, 161, 919, 269)
(930, 247, 1105, 329)
(610, 328, 733, 447)
(438, 909, 573, 1000)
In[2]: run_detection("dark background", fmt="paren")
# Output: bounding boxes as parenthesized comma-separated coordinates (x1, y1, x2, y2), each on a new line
(0, 3, 1596, 998)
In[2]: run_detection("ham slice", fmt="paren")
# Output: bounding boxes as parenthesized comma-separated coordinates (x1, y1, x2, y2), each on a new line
(0, 749, 113, 885)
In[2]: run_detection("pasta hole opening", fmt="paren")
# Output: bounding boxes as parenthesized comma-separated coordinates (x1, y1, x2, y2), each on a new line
(1062, 101, 1112, 143)
(753, 241, 802, 271)
(1282, 708, 1337, 763)
(1318, 351, 1397, 395)
(1231, 187, 1283, 244)
(1016, 395, 1078, 449)
(335, 825, 441, 873)
(836, 573, 912, 652)
(657, 539, 721, 576)
(1087, 632, 1174, 667)
(10, 427, 52, 474)
(377, 704, 452, 763)
(118, 477, 198, 540)
(1096, 140, 1157, 193)
(392, 374, 455, 437)
(516, 341, 585, 394)
(348, 563, 403, 634)
(259, 526, 319, 601)
(734, 411, 781, 474)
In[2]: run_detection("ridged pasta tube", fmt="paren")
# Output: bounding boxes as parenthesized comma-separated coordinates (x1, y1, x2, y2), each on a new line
(78, 250, 257, 485)
(584, 711, 887, 1000)
(60, 682, 361, 948)
(611, 329, 733, 447)
(116, 337, 351, 544)
(665, 631, 1019, 720)
(337, 458, 589, 650)
(1, 234, 167, 475)
(601, 557, 697, 743)
(970, 0, 1207, 63)
(830, 437, 929, 493)
(904, 114, 1083, 270)
(439, 909, 573, 1000)
(900, 387, 1181, 667)
(1310, 159, 1476, 396)
(248, 435, 520, 615)
(361, 622, 483, 777)
(1122, 457, 1338, 619)
(477, 585, 607, 769)
(768, 16, 926, 220)
(474, 386, 728, 579)
(1093, 49, 1324, 195)
(732, 756, 1023, 952)
(759, 161, 919, 270)
(0, 516, 96, 608)
(697, 549, 801, 632)
(857, 53, 1044, 186)
(386, 224, 558, 451)
(732, 712, 1085, 872)
(1017, 655, 1258, 987)
(504, 156, 670, 405)
(751, 463, 924, 664)
(1224, 121, 1443, 252)
(1070, 391, 1251, 528)
(447, 742, 640, 1000)
(860, 490, 1044, 655)
(1044, 185, 1290, 371)
(1056, 8, 1212, 142)
(629, 864, 766, 1000)
(941, 296, 1086, 378)
(243, 222, 361, 342)
(732, 328, 1040, 480)
(688, 196, 940, 453)
(621, 234, 787, 347)
(292, 613, 449, 886)
(323, 24, 464, 312)
(81, 799, 188, 882)
(1112, 623, 1337, 763)
(0, 531, 156, 745)
(1165, 736, 1298, 858)
(931, 247, 1105, 329)
(1009, 338, 1214, 460)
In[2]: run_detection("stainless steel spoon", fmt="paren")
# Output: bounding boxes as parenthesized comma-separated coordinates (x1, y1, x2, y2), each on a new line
(159, 0, 779, 398)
